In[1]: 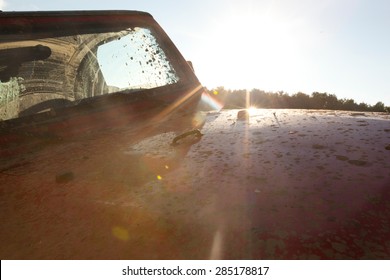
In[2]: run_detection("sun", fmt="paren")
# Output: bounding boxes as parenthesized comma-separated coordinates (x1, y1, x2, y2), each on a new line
(247, 106, 258, 116)
(194, 7, 304, 92)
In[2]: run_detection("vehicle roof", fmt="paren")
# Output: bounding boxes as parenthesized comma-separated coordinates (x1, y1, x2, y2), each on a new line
(0, 10, 152, 17)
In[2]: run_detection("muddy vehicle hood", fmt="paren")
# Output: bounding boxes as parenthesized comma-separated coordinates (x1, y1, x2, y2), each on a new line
(1, 108, 390, 259)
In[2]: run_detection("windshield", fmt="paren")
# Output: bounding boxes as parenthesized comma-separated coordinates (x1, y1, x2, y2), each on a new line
(0, 23, 179, 120)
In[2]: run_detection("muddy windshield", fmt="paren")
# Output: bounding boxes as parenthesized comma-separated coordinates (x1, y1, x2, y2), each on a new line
(0, 21, 179, 120)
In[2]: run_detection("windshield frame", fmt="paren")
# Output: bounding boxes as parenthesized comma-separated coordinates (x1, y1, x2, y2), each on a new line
(0, 10, 200, 124)
(0, 10, 198, 85)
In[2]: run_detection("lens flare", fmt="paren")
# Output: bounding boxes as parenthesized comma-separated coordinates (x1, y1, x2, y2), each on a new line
(247, 106, 257, 116)
(200, 92, 224, 111)
(112, 226, 129, 241)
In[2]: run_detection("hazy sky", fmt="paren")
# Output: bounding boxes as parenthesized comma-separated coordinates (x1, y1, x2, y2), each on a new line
(1, 0, 389, 105)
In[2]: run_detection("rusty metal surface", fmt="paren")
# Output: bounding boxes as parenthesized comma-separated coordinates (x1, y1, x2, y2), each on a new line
(1, 109, 390, 259)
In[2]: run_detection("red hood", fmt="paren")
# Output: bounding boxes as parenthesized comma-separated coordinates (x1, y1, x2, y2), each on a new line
(1, 109, 389, 259)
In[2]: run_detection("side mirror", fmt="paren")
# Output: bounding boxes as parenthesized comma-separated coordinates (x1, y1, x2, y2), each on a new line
(187, 60, 194, 72)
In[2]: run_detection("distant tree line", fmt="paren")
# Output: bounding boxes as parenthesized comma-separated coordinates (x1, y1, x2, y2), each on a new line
(203, 87, 389, 113)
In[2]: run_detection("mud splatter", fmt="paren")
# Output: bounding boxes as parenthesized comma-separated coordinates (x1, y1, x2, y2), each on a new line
(335, 155, 349, 161)
(312, 144, 326, 150)
(348, 160, 369, 167)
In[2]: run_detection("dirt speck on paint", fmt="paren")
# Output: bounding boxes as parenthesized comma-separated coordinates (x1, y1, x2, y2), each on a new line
(312, 144, 326, 150)
(335, 155, 349, 161)
(348, 160, 370, 167)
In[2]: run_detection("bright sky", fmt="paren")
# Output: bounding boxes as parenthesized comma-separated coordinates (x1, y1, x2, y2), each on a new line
(1, 0, 389, 106)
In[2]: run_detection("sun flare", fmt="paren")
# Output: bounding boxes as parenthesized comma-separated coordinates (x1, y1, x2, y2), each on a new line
(247, 106, 258, 116)
(195, 7, 306, 92)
